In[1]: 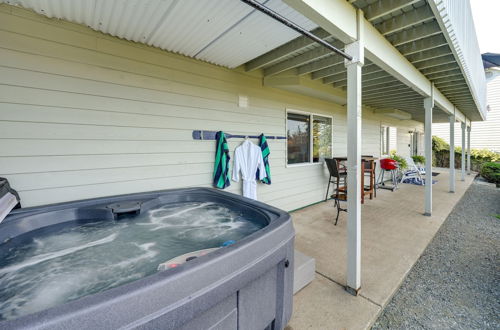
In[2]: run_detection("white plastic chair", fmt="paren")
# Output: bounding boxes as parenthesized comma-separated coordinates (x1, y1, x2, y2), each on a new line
(400, 157, 425, 184)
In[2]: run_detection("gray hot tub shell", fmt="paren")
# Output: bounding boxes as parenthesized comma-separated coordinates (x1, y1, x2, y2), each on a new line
(0, 187, 294, 330)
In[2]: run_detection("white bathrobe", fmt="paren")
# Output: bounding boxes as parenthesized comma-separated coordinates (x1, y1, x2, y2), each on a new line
(232, 140, 267, 200)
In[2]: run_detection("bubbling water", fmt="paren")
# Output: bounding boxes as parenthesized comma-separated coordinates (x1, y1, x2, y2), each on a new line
(0, 202, 265, 321)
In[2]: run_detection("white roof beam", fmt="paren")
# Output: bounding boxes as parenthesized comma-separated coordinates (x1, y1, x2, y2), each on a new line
(245, 28, 331, 71)
(284, 0, 358, 44)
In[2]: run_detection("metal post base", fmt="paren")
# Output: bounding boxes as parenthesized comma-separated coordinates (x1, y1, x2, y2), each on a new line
(423, 212, 431, 217)
(345, 285, 360, 296)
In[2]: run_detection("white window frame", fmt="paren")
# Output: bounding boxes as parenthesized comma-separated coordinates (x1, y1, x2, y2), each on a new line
(410, 130, 423, 156)
(285, 109, 333, 167)
(381, 125, 390, 156)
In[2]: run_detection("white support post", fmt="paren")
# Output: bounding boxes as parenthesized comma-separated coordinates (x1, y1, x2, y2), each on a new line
(345, 9, 364, 296)
(467, 124, 471, 175)
(461, 121, 466, 181)
(424, 95, 434, 216)
(449, 114, 455, 193)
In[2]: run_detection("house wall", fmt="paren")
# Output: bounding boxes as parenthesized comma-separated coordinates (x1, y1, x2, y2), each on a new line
(0, 5, 424, 210)
(433, 75, 500, 152)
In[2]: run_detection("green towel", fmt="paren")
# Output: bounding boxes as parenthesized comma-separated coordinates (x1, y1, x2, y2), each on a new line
(213, 131, 231, 189)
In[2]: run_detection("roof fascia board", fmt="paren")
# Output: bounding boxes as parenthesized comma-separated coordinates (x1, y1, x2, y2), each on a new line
(284, 0, 357, 43)
(427, 0, 485, 121)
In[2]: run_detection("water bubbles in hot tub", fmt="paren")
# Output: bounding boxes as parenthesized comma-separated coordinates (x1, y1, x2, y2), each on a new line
(0, 202, 266, 321)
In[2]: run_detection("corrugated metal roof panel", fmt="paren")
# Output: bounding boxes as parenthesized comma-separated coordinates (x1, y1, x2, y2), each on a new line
(196, 0, 317, 68)
(2, 0, 318, 68)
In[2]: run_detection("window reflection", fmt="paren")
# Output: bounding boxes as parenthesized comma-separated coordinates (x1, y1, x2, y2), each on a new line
(287, 113, 310, 164)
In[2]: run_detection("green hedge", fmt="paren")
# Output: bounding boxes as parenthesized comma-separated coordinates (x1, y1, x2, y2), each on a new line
(432, 136, 500, 172)
(480, 162, 500, 184)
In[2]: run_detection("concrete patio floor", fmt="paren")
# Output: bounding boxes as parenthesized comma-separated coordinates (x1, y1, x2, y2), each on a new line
(285, 168, 476, 330)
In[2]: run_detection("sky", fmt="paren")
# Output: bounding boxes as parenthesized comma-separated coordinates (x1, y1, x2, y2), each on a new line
(470, 0, 500, 54)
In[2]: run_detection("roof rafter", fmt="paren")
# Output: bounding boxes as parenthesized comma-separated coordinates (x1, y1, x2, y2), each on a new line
(363, 85, 410, 96)
(315, 63, 380, 81)
(363, 0, 421, 21)
(407, 45, 452, 63)
(364, 90, 418, 102)
(263, 40, 343, 76)
(396, 34, 447, 56)
(431, 73, 464, 84)
(413, 54, 456, 70)
(362, 81, 408, 93)
(296, 55, 344, 75)
(245, 28, 332, 71)
(425, 68, 462, 79)
(374, 5, 434, 35)
(327, 70, 391, 86)
(386, 20, 441, 46)
(420, 62, 459, 75)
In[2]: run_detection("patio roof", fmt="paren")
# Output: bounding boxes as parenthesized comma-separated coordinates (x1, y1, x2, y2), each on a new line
(1, 0, 485, 123)
(247, 0, 484, 122)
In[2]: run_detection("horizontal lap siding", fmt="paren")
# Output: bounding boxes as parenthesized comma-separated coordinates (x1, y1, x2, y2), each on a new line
(433, 76, 500, 153)
(0, 5, 423, 209)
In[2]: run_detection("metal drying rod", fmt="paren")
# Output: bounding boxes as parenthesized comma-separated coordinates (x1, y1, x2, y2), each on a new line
(192, 130, 286, 140)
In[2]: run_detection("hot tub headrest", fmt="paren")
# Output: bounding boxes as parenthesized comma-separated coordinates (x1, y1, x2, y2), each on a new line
(0, 177, 21, 224)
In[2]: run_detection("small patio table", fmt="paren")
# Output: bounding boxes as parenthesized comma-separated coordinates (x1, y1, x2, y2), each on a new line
(332, 156, 378, 204)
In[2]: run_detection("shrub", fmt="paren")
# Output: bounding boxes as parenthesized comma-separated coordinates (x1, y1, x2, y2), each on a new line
(411, 155, 426, 165)
(432, 136, 449, 152)
(471, 149, 500, 162)
(390, 151, 408, 169)
(480, 162, 500, 184)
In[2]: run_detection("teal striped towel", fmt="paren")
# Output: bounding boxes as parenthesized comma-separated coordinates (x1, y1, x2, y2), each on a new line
(256, 134, 271, 184)
(213, 131, 231, 189)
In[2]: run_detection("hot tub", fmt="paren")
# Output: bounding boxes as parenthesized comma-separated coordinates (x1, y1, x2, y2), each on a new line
(0, 188, 294, 330)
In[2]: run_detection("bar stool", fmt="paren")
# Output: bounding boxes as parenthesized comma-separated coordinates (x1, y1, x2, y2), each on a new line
(325, 158, 347, 225)
(325, 158, 347, 202)
(363, 158, 376, 200)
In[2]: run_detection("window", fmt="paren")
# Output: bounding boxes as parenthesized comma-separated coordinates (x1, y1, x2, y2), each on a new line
(287, 111, 332, 165)
(381, 126, 390, 155)
(411, 131, 422, 156)
(381, 126, 397, 155)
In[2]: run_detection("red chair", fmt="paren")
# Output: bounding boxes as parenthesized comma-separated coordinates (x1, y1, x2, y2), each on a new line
(377, 158, 399, 191)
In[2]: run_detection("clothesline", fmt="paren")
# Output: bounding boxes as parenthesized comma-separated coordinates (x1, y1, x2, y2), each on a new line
(192, 130, 286, 141)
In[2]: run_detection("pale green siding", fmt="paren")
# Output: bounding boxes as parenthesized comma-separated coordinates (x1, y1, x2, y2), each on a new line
(0, 5, 423, 210)
(433, 75, 500, 153)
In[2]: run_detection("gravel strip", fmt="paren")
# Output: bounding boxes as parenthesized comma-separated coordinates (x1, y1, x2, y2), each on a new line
(372, 178, 500, 330)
